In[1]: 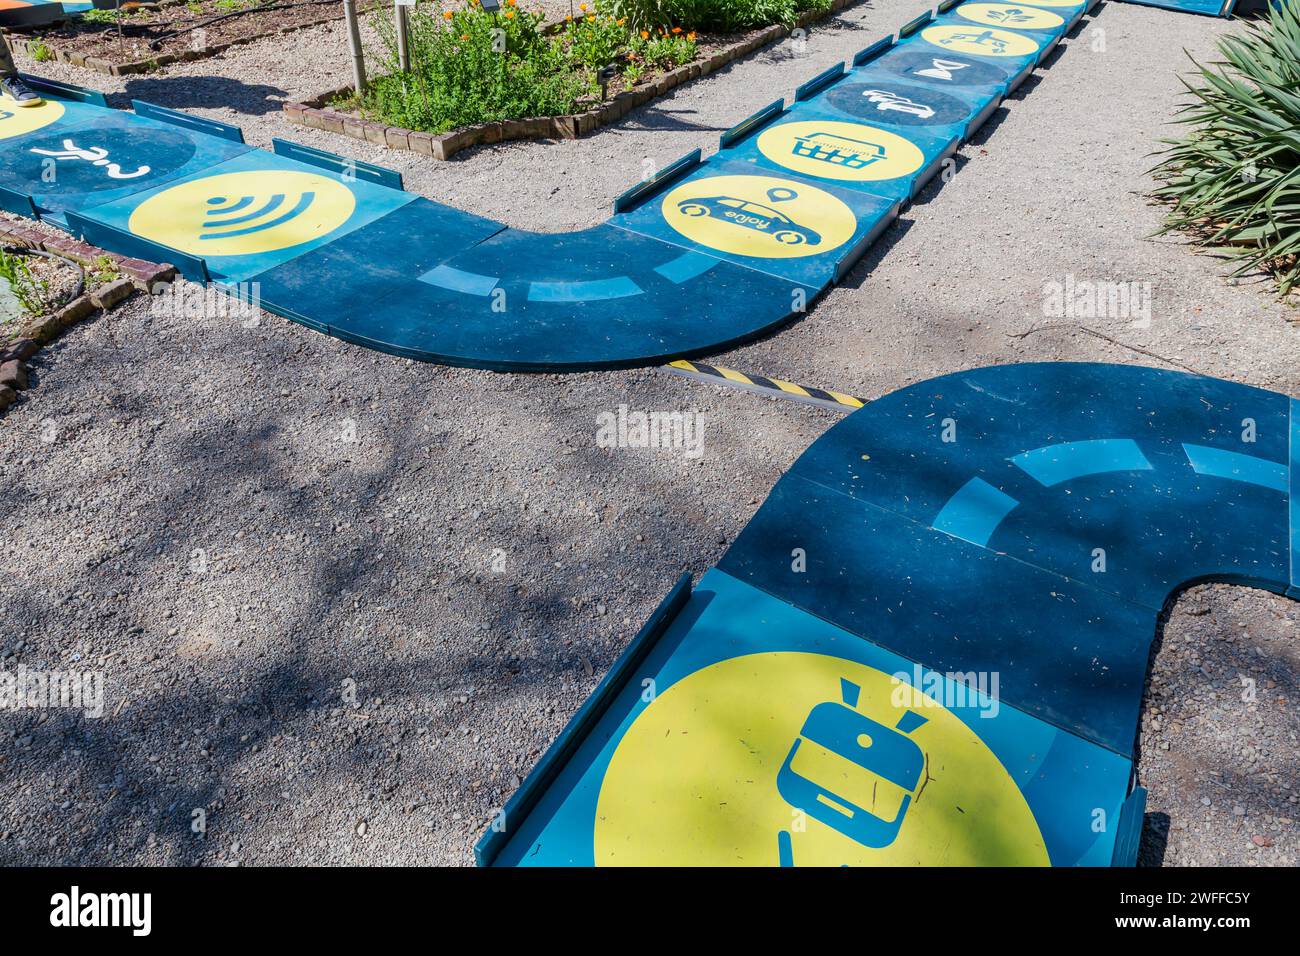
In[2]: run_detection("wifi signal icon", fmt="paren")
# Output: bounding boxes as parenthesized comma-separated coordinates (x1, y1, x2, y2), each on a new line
(200, 191, 317, 240)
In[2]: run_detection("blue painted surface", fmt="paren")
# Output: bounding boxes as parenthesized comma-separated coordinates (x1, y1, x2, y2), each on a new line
(484, 363, 1300, 866)
(815, 68, 1002, 144)
(0, 110, 251, 223)
(708, 103, 958, 205)
(82, 148, 418, 282)
(0, 0, 1229, 372)
(609, 158, 902, 290)
(255, 220, 814, 370)
(489, 566, 1132, 867)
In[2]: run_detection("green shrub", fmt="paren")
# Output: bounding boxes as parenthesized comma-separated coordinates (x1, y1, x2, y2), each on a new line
(355, 1, 698, 132)
(29, 41, 52, 63)
(606, 0, 828, 33)
(359, 2, 588, 133)
(1152, 2, 1300, 297)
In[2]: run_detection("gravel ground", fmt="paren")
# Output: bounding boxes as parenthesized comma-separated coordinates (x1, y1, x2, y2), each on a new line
(0, 0, 1296, 866)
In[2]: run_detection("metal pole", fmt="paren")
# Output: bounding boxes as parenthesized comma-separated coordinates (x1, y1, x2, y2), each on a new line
(396, 2, 410, 73)
(343, 0, 367, 94)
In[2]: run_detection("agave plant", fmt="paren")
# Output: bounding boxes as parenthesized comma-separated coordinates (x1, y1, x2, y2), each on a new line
(1152, 2, 1300, 297)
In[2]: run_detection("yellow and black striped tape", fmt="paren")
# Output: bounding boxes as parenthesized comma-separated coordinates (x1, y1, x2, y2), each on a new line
(665, 360, 866, 412)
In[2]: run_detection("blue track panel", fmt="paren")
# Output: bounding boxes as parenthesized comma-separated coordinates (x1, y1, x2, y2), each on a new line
(610, 158, 901, 291)
(0, 108, 252, 226)
(484, 363, 1300, 866)
(1115, 0, 1234, 15)
(256, 221, 814, 370)
(808, 66, 1003, 143)
(719, 363, 1292, 754)
(711, 103, 958, 205)
(487, 567, 1132, 867)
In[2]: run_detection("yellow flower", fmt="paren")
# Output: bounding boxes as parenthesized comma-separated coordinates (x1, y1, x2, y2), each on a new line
(579, 2, 586, 10)
(686, 31, 695, 39)
(505, 9, 514, 17)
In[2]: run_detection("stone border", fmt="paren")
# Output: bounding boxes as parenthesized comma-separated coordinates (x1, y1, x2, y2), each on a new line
(3, 1, 370, 76)
(284, 0, 856, 161)
(0, 219, 175, 415)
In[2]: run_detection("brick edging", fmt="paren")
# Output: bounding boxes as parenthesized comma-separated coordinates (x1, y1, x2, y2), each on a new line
(284, 0, 858, 161)
(0, 221, 175, 415)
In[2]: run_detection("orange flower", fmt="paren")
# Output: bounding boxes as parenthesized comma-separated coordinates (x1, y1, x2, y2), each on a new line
(686, 31, 695, 39)
(443, 9, 453, 18)
(505, 9, 514, 16)
(671, 25, 681, 33)
(461, 32, 469, 39)
(639, 29, 648, 38)
(617, 17, 626, 24)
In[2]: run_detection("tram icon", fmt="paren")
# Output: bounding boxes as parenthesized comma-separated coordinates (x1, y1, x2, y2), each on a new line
(791, 131, 888, 170)
(777, 678, 929, 852)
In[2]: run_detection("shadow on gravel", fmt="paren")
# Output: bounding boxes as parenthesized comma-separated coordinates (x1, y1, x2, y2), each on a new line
(115, 75, 290, 118)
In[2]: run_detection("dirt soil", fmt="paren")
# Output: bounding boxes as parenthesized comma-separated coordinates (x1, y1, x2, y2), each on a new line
(17, 0, 374, 63)
(0, 0, 1296, 867)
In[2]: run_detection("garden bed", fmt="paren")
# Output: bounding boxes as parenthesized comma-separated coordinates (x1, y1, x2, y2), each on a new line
(5, 0, 381, 75)
(285, 0, 855, 160)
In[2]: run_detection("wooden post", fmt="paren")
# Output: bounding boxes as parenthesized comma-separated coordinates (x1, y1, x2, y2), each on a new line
(396, 2, 411, 73)
(343, 0, 367, 94)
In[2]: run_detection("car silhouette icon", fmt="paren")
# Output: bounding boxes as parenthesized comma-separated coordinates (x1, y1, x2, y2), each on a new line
(675, 195, 822, 246)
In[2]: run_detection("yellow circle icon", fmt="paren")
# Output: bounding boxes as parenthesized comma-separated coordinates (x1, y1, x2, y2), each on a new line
(661, 174, 857, 259)
(0, 95, 65, 141)
(921, 24, 1042, 57)
(594, 652, 1049, 866)
(128, 170, 357, 258)
(757, 119, 924, 185)
(955, 3, 1066, 30)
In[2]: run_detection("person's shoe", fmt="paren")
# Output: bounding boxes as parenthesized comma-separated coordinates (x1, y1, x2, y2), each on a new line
(0, 75, 44, 108)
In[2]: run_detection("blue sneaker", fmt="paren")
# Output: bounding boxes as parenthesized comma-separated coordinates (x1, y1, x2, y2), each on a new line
(1, 75, 44, 108)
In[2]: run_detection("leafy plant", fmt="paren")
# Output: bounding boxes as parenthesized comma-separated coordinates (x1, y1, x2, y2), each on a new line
(1151, 2, 1300, 297)
(0, 249, 49, 320)
(29, 41, 52, 63)
(356, 2, 588, 133)
(631, 25, 696, 68)
(565, 8, 629, 70)
(607, 0, 826, 33)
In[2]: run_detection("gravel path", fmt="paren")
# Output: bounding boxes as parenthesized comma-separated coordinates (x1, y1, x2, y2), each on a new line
(0, 0, 1296, 866)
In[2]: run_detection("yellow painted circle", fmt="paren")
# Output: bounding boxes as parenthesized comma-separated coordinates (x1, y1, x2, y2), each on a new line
(0, 95, 65, 140)
(956, 3, 1066, 30)
(757, 119, 925, 184)
(661, 174, 857, 259)
(594, 652, 1049, 866)
(127, 170, 356, 258)
(921, 24, 1042, 57)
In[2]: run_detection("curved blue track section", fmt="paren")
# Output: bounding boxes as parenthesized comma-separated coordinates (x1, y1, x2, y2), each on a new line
(719, 362, 1296, 754)
(1, 0, 1103, 370)
(476, 363, 1300, 867)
